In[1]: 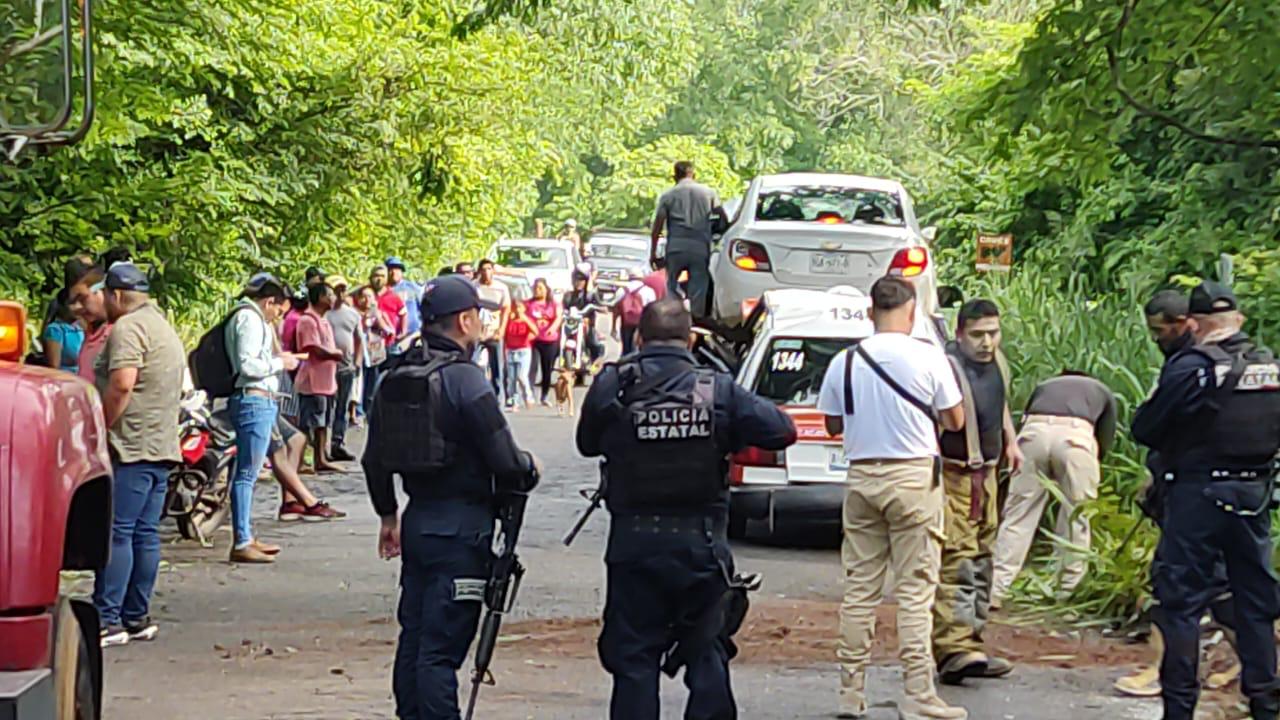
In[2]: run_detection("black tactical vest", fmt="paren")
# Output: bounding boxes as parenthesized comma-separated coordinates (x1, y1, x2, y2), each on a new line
(365, 345, 463, 475)
(1174, 340, 1280, 471)
(606, 362, 725, 512)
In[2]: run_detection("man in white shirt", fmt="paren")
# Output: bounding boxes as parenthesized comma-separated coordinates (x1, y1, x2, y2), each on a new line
(817, 276, 967, 720)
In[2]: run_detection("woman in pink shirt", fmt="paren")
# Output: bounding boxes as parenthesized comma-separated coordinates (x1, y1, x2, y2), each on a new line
(526, 278, 561, 406)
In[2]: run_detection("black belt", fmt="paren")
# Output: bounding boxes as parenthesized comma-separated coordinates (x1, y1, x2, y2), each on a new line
(613, 513, 726, 537)
(1166, 467, 1276, 482)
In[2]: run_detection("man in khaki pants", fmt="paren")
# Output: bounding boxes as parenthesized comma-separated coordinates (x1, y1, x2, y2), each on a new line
(990, 371, 1117, 607)
(818, 276, 966, 720)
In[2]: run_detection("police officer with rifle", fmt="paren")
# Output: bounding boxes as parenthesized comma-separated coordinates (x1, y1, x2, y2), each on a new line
(575, 298, 797, 719)
(363, 274, 540, 720)
(1132, 281, 1280, 720)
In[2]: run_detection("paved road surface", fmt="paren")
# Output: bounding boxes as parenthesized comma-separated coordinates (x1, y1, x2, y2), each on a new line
(96, 396, 1164, 719)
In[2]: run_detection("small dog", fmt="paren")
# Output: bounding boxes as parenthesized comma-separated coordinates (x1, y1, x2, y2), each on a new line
(554, 367, 575, 417)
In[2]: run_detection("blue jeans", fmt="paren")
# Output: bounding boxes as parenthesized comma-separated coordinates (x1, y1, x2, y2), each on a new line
(474, 339, 504, 405)
(505, 348, 533, 408)
(362, 363, 385, 417)
(228, 393, 277, 549)
(93, 461, 170, 628)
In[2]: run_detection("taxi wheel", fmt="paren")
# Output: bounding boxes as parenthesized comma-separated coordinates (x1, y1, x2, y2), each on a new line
(54, 598, 98, 720)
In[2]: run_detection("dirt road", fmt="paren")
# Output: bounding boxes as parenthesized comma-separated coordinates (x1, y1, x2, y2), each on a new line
(96, 401, 1168, 719)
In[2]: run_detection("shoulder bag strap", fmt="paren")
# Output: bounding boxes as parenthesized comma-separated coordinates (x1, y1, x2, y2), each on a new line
(843, 347, 855, 416)
(854, 343, 938, 427)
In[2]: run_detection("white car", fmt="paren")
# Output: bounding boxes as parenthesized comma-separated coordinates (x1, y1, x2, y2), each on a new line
(583, 230, 651, 304)
(709, 172, 939, 328)
(722, 286, 944, 540)
(487, 238, 581, 298)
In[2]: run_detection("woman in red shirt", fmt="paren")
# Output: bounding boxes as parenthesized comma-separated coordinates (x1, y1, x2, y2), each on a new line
(526, 278, 561, 406)
(502, 297, 539, 410)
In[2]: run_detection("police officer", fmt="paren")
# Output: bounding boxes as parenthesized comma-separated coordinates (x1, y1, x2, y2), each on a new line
(1132, 280, 1280, 720)
(363, 274, 540, 720)
(575, 298, 797, 719)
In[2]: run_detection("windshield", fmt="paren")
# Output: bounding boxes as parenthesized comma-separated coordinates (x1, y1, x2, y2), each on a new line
(496, 246, 570, 269)
(755, 185, 904, 226)
(589, 243, 647, 262)
(753, 337, 854, 407)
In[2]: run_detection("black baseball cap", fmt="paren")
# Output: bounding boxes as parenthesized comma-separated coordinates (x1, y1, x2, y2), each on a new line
(1189, 280, 1238, 315)
(105, 262, 150, 292)
(421, 275, 500, 321)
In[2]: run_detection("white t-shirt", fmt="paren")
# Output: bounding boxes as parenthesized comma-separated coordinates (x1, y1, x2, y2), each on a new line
(816, 332, 962, 462)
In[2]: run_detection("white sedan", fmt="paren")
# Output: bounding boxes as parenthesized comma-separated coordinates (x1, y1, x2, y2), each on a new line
(486, 238, 581, 299)
(709, 172, 939, 327)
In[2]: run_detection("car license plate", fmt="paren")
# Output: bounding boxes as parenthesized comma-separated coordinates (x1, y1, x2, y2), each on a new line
(827, 447, 849, 472)
(810, 252, 851, 275)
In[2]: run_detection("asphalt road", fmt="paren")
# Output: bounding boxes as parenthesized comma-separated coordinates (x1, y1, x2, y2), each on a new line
(93, 392, 1165, 719)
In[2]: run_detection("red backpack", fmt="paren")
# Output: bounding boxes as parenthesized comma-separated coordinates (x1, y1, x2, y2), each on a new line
(618, 286, 646, 327)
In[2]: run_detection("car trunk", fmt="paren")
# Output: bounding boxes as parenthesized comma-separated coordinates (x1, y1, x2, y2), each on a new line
(782, 408, 846, 484)
(741, 222, 912, 290)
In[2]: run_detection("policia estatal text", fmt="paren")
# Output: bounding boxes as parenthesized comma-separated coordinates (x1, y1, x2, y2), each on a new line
(1132, 281, 1280, 720)
(363, 275, 539, 720)
(575, 298, 797, 720)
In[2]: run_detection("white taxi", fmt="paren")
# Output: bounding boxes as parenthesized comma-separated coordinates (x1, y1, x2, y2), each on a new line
(726, 286, 943, 540)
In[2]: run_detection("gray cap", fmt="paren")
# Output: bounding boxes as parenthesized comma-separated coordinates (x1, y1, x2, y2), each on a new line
(105, 262, 150, 292)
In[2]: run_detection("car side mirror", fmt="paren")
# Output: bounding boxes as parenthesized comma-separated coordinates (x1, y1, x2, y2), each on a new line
(921, 226, 938, 244)
(937, 285, 964, 309)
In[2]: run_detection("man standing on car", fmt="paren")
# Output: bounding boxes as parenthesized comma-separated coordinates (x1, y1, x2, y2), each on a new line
(651, 160, 723, 319)
(93, 262, 186, 647)
(576, 298, 796, 719)
(931, 299, 1023, 685)
(817, 276, 967, 720)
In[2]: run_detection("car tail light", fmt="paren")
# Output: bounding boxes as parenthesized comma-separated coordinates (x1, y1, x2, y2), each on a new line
(728, 446, 785, 486)
(887, 247, 929, 278)
(0, 301, 28, 363)
(730, 240, 772, 272)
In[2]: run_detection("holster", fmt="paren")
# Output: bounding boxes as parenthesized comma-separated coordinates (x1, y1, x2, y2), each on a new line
(660, 573, 757, 678)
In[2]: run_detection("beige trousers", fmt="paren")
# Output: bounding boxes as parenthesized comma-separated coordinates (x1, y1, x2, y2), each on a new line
(839, 458, 945, 706)
(991, 415, 1100, 602)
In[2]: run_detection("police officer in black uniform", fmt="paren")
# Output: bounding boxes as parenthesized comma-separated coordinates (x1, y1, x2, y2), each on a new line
(576, 298, 797, 720)
(363, 275, 540, 720)
(1132, 280, 1280, 720)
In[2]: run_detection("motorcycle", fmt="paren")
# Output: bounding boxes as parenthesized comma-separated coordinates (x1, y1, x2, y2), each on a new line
(167, 391, 237, 546)
(559, 305, 607, 385)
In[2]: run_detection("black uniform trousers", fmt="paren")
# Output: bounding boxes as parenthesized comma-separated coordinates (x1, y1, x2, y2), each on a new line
(1153, 479, 1280, 720)
(599, 518, 737, 720)
(394, 502, 492, 720)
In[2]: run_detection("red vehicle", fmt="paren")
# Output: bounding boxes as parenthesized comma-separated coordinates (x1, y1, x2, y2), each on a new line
(0, 302, 112, 720)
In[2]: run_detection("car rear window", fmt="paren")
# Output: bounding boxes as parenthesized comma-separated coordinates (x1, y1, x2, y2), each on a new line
(497, 246, 569, 269)
(755, 185, 904, 226)
(753, 337, 855, 407)
(589, 243, 647, 261)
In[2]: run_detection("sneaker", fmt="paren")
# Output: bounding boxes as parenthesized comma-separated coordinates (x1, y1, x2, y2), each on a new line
(980, 656, 1014, 678)
(837, 696, 868, 718)
(938, 651, 989, 686)
(124, 618, 159, 642)
(900, 694, 968, 720)
(230, 545, 276, 564)
(278, 501, 306, 522)
(1113, 665, 1161, 697)
(100, 626, 130, 648)
(329, 446, 356, 462)
(299, 501, 346, 522)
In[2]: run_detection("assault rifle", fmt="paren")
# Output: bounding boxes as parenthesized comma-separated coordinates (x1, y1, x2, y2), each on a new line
(464, 490, 529, 720)
(562, 462, 607, 547)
